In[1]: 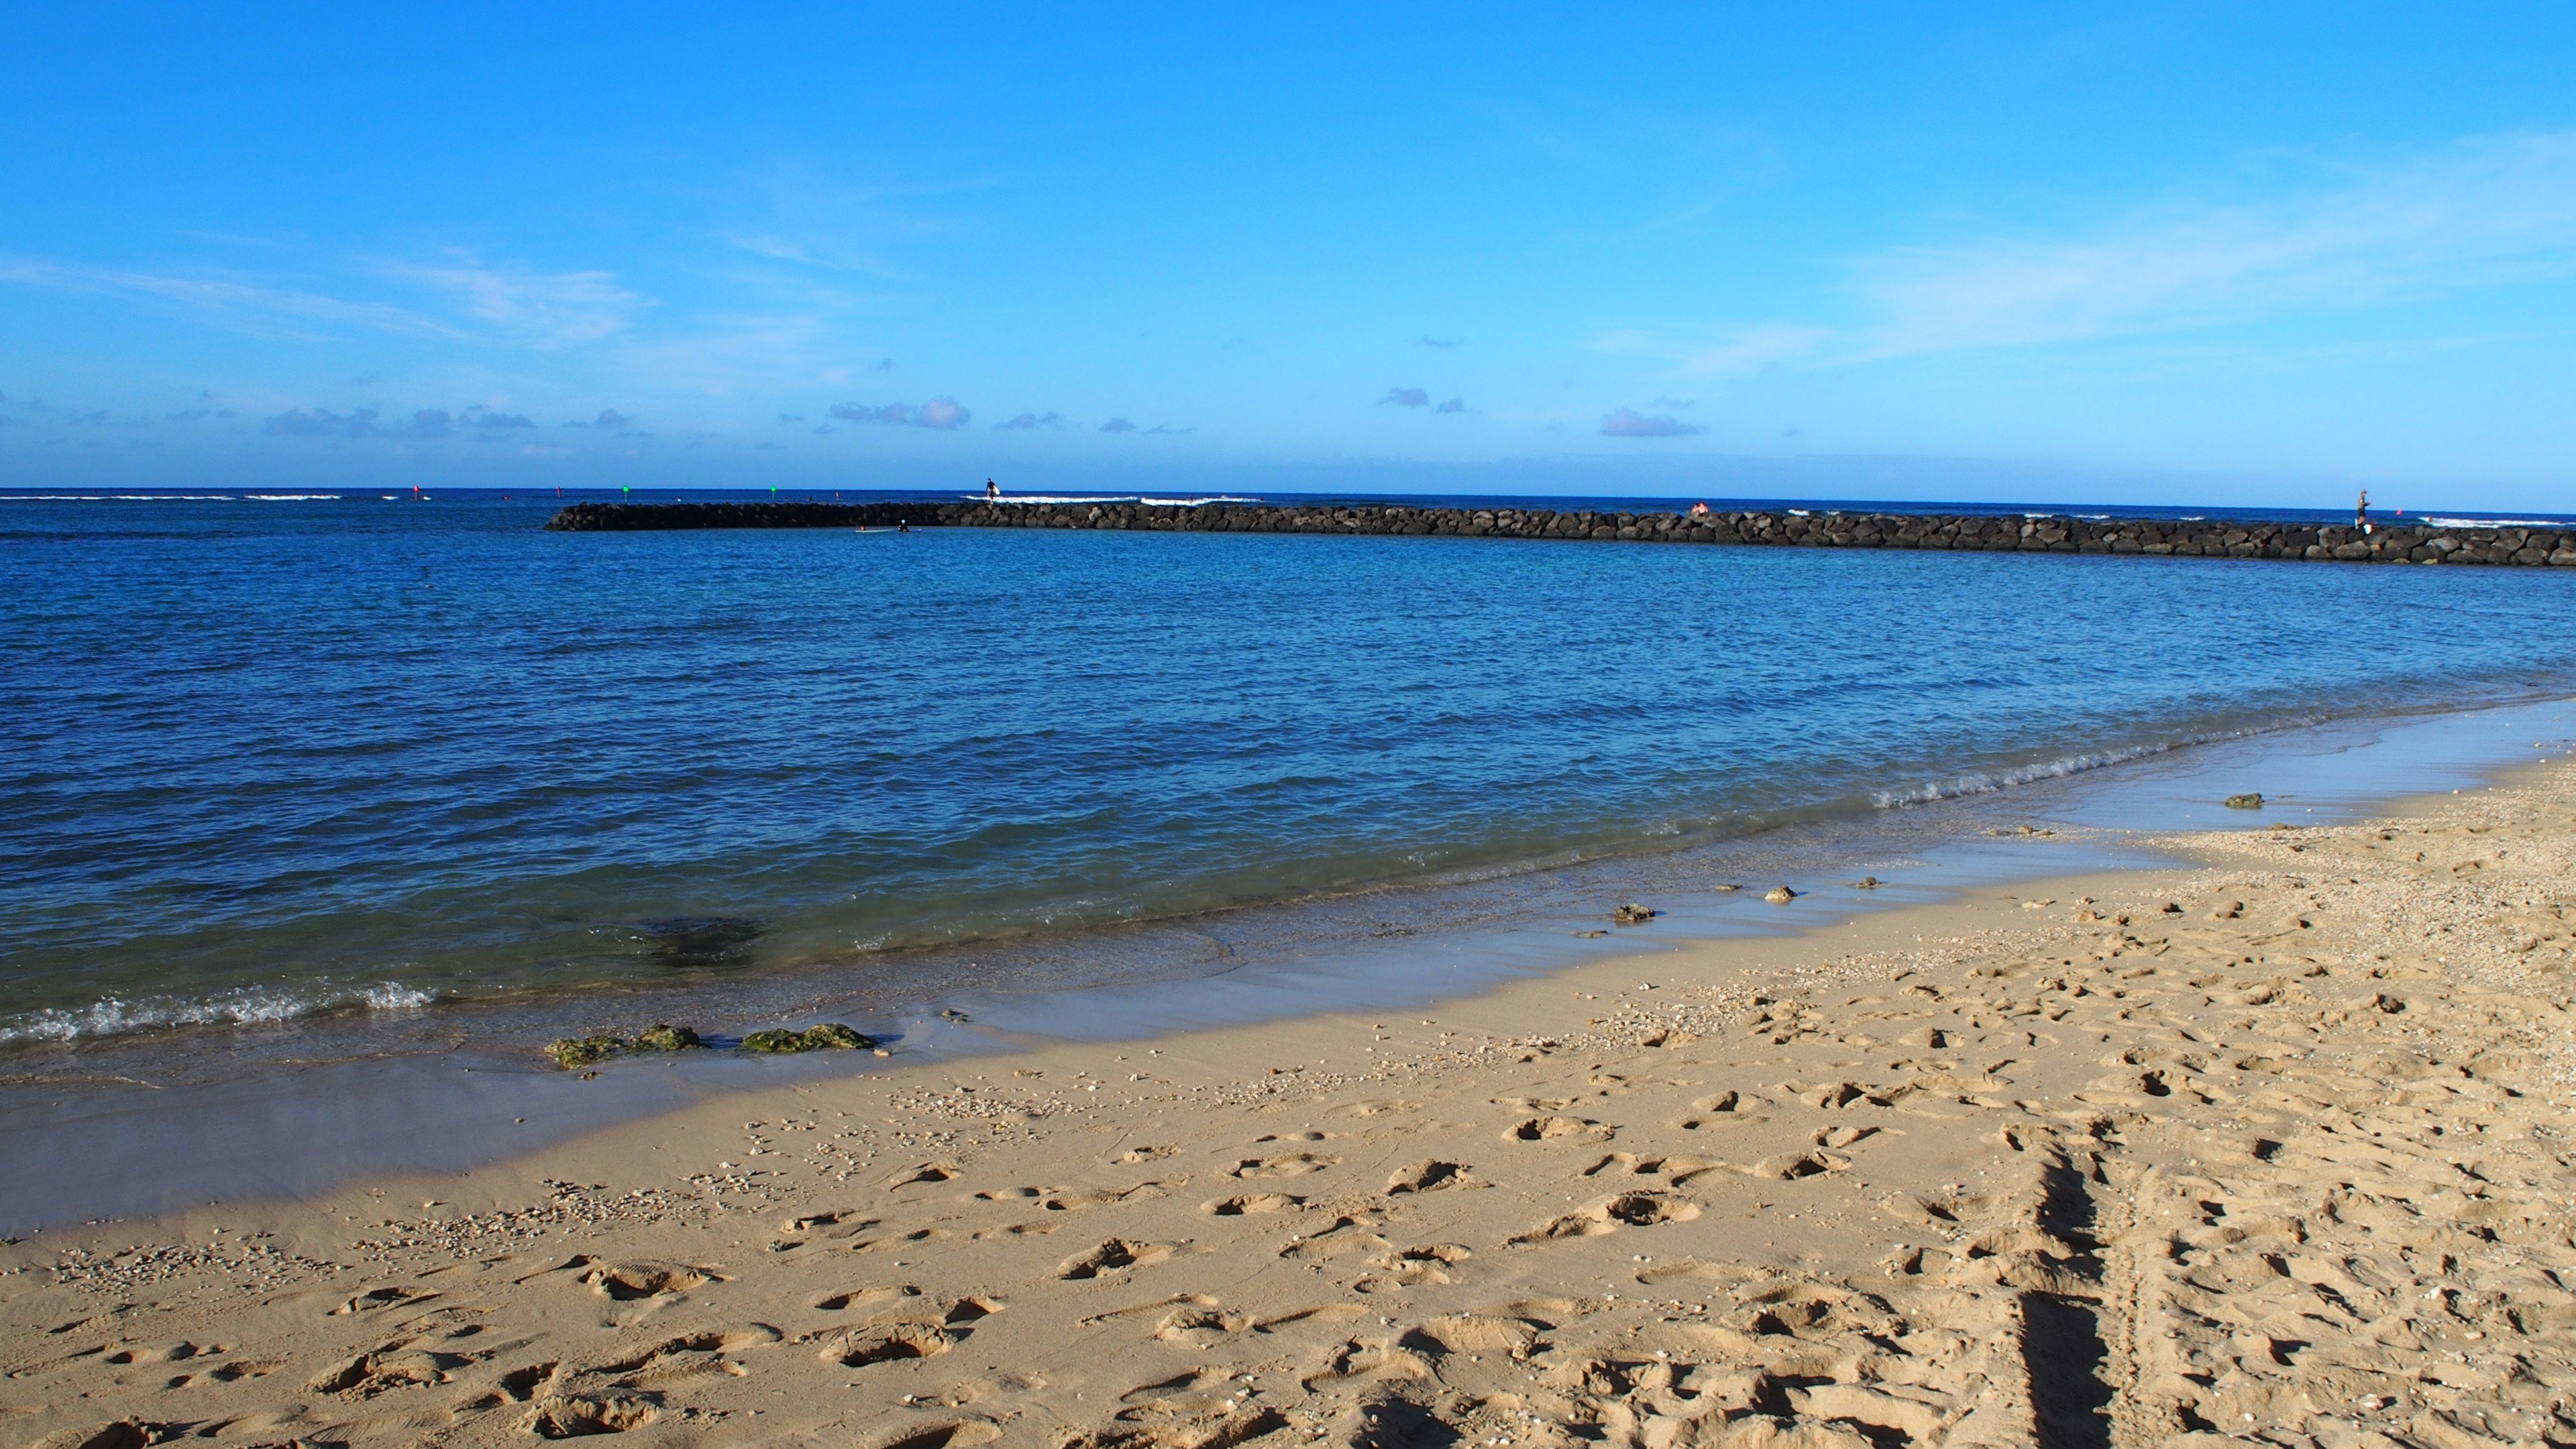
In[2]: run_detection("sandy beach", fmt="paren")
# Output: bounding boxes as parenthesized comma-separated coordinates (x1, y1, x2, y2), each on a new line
(7, 764, 2574, 1449)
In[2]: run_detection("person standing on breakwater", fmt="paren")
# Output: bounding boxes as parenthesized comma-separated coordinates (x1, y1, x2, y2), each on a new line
(986, 478, 999, 500)
(2357, 490, 2372, 533)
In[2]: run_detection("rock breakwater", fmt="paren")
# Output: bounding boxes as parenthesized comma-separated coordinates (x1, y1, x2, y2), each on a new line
(546, 500, 2576, 566)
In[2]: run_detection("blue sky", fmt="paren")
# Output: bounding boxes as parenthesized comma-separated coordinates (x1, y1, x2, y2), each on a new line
(4, 3, 2573, 506)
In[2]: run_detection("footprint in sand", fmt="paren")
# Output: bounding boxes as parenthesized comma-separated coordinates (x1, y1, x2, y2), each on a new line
(525, 1390, 658, 1437)
(1056, 1239, 1179, 1279)
(816, 1321, 954, 1367)
(1359, 1243, 1472, 1287)
(1227, 1152, 1338, 1178)
(1383, 1159, 1474, 1194)
(1040, 1185, 1175, 1206)
(1201, 1193, 1303, 1216)
(578, 1263, 719, 1300)
(1505, 1116, 1613, 1142)
(813, 1285, 924, 1312)
(1508, 1191, 1700, 1244)
(865, 1421, 1001, 1449)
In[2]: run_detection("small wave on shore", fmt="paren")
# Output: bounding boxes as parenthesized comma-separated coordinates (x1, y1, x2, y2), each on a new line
(0, 980, 439, 1046)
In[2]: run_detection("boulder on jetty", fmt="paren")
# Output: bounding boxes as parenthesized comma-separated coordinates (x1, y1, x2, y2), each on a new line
(545, 500, 2576, 571)
(743, 1023, 880, 1053)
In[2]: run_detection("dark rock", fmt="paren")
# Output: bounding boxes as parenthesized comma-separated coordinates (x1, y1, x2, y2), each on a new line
(1611, 903, 1660, 925)
(2224, 793, 2265, 809)
(545, 1036, 625, 1069)
(632, 1024, 702, 1052)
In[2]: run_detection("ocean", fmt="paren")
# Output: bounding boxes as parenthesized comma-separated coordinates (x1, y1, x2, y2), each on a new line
(7, 486, 2576, 1069)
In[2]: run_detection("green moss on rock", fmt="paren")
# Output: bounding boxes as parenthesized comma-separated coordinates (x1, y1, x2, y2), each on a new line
(740, 1022, 879, 1054)
(633, 1024, 703, 1052)
(545, 1036, 625, 1069)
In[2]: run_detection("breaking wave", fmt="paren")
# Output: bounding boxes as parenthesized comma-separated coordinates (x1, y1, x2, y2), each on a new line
(0, 981, 439, 1046)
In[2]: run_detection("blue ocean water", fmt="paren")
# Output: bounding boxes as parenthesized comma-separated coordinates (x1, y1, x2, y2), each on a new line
(6, 487, 2575, 1049)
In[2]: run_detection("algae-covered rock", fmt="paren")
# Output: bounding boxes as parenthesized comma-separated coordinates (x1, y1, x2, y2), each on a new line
(1611, 902, 1660, 925)
(633, 1024, 703, 1052)
(545, 1036, 626, 1069)
(742, 1022, 879, 1053)
(2224, 792, 2265, 809)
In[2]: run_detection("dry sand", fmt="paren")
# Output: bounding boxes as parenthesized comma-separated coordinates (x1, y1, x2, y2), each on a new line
(9, 765, 2576, 1449)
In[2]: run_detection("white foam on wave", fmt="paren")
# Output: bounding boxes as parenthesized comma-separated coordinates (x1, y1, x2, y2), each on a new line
(1870, 735, 2217, 809)
(1, 492, 341, 502)
(0, 980, 437, 1046)
(2421, 517, 2568, 529)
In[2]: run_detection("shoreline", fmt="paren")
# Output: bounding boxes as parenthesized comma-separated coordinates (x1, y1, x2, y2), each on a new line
(3, 694, 2571, 1239)
(5, 759, 2574, 1446)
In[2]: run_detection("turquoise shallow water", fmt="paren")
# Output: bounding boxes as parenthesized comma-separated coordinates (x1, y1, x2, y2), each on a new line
(7, 488, 2576, 1048)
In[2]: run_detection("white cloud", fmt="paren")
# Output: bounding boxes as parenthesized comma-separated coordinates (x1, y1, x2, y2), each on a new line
(383, 254, 645, 347)
(828, 396, 972, 429)
(0, 255, 466, 339)
(1600, 408, 1701, 438)
(1599, 132, 2576, 380)
(1860, 132, 2576, 358)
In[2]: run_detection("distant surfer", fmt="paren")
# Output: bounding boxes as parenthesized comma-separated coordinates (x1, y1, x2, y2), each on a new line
(985, 478, 1000, 500)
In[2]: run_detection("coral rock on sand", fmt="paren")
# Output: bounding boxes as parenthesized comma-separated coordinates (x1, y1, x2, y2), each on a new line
(1764, 885, 1799, 903)
(743, 1022, 879, 1053)
(543, 1034, 625, 1069)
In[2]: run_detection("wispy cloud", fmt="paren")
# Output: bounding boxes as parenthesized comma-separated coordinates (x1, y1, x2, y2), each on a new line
(1416, 334, 1462, 348)
(264, 407, 380, 438)
(1379, 386, 1430, 407)
(382, 254, 645, 347)
(1, 255, 466, 340)
(1602, 133, 2576, 380)
(1600, 408, 1702, 438)
(1853, 133, 2576, 358)
(1434, 396, 1466, 414)
(1099, 417, 1136, 433)
(998, 411, 1065, 429)
(828, 396, 972, 429)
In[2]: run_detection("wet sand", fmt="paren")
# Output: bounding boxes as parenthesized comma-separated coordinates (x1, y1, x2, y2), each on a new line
(7, 758, 2575, 1448)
